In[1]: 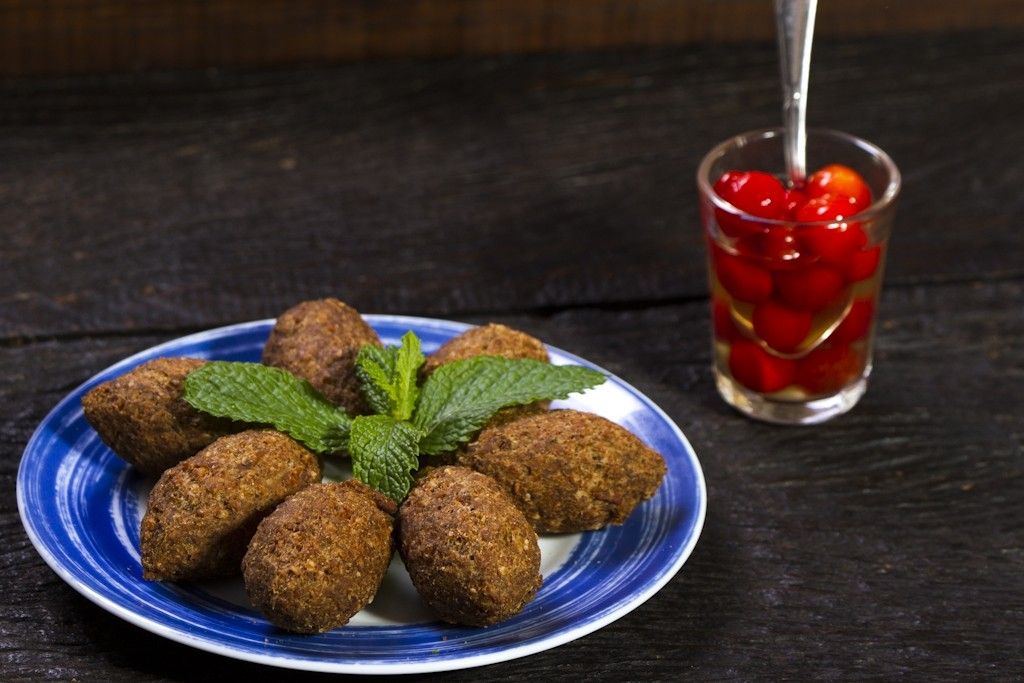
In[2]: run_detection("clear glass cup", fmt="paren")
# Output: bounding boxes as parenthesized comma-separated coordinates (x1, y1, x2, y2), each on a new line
(697, 128, 900, 424)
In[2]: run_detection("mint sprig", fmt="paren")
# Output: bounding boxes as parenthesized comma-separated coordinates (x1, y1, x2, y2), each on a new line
(183, 329, 606, 501)
(183, 362, 351, 454)
(414, 357, 605, 455)
(355, 331, 423, 421)
(349, 415, 422, 502)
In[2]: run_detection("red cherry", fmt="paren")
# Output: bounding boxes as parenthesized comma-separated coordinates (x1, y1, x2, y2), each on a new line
(832, 299, 875, 344)
(712, 297, 741, 343)
(713, 247, 773, 303)
(784, 188, 809, 217)
(773, 266, 846, 312)
(728, 339, 796, 393)
(795, 343, 865, 395)
(796, 199, 868, 266)
(806, 164, 872, 213)
(846, 245, 882, 281)
(713, 171, 787, 238)
(752, 301, 812, 353)
(735, 226, 802, 266)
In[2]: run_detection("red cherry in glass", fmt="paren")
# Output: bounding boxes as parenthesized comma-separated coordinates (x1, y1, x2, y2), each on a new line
(832, 299, 875, 344)
(713, 248, 773, 303)
(796, 198, 868, 266)
(784, 188, 809, 217)
(712, 297, 741, 343)
(735, 226, 801, 265)
(774, 266, 846, 312)
(846, 245, 882, 281)
(713, 171, 787, 238)
(795, 195, 852, 222)
(806, 164, 872, 213)
(728, 339, 796, 393)
(795, 343, 865, 395)
(752, 301, 812, 353)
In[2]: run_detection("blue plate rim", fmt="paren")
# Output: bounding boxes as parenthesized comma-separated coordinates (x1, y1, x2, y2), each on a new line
(17, 314, 707, 674)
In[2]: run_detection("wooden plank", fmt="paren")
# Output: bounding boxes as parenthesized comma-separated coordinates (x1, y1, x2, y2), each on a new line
(2, 277, 1022, 679)
(1, 30, 1022, 339)
(0, 0, 1023, 76)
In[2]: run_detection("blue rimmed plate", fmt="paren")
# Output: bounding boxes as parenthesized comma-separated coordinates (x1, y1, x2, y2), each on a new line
(17, 315, 706, 674)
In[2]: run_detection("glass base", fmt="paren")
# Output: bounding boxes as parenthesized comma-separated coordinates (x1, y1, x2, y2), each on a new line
(714, 369, 867, 425)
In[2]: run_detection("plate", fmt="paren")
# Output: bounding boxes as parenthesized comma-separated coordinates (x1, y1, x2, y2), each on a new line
(17, 316, 706, 674)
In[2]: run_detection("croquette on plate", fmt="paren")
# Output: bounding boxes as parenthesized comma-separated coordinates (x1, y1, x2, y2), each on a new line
(140, 429, 321, 581)
(243, 480, 397, 634)
(421, 323, 549, 376)
(82, 357, 238, 476)
(262, 298, 382, 413)
(399, 466, 541, 627)
(457, 409, 667, 533)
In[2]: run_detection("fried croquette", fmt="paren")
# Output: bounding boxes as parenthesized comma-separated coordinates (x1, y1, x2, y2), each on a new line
(457, 409, 667, 533)
(242, 481, 397, 634)
(140, 429, 321, 581)
(421, 323, 549, 376)
(82, 357, 238, 476)
(262, 298, 381, 413)
(398, 466, 541, 627)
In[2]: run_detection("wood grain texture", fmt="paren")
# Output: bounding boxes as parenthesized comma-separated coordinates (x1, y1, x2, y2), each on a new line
(1, 30, 1023, 340)
(1, 279, 1022, 681)
(1, 0, 1023, 76)
(1, 26, 1022, 681)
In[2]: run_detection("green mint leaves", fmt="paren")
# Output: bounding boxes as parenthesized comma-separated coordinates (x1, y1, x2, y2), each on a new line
(183, 362, 351, 454)
(354, 331, 423, 421)
(183, 329, 606, 502)
(348, 415, 422, 503)
(415, 357, 606, 455)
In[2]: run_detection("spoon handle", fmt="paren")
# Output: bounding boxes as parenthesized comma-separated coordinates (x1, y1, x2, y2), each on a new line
(774, 0, 818, 186)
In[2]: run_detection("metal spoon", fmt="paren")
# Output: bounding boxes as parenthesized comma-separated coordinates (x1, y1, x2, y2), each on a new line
(774, 0, 819, 187)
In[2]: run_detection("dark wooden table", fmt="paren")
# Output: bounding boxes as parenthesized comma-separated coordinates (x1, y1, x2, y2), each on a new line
(2, 28, 1022, 681)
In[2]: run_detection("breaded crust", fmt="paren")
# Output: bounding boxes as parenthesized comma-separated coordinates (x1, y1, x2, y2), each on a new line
(261, 299, 381, 413)
(457, 410, 667, 533)
(422, 322, 551, 428)
(398, 466, 541, 627)
(82, 357, 237, 476)
(242, 481, 396, 634)
(140, 430, 321, 581)
(421, 323, 549, 376)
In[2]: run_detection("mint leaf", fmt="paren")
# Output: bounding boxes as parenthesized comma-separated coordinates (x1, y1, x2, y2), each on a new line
(183, 362, 351, 454)
(356, 345, 398, 416)
(348, 415, 422, 501)
(355, 331, 424, 421)
(413, 357, 605, 455)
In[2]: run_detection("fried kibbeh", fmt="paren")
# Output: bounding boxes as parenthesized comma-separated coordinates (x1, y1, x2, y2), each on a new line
(262, 298, 382, 413)
(422, 323, 551, 426)
(141, 430, 321, 581)
(243, 481, 397, 634)
(457, 409, 666, 533)
(421, 323, 549, 375)
(82, 357, 238, 476)
(399, 466, 541, 627)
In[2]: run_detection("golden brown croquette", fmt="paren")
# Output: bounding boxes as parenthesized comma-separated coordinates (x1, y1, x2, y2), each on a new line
(421, 323, 548, 375)
(242, 481, 397, 634)
(457, 410, 666, 533)
(398, 466, 541, 627)
(140, 429, 321, 581)
(261, 298, 381, 413)
(82, 357, 238, 476)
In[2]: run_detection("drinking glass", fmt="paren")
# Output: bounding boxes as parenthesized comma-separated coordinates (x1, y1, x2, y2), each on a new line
(697, 128, 900, 424)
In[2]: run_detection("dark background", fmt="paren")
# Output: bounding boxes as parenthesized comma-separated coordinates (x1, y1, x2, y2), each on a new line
(1, 2, 1022, 680)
